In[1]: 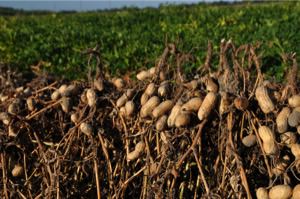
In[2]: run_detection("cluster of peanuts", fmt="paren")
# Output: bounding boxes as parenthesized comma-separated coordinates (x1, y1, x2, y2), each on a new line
(112, 63, 300, 198)
(114, 66, 221, 161)
(254, 84, 300, 199)
(1, 44, 300, 198)
(0, 75, 121, 178)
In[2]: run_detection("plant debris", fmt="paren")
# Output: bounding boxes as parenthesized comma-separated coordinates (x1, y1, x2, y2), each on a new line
(1, 41, 300, 198)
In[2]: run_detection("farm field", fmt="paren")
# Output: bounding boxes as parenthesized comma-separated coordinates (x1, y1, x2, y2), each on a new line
(0, 2, 300, 79)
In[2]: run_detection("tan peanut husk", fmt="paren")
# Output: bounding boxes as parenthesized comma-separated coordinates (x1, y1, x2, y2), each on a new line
(140, 96, 160, 118)
(125, 100, 135, 117)
(60, 97, 72, 113)
(167, 104, 182, 127)
(148, 67, 156, 75)
(80, 90, 88, 104)
(112, 78, 125, 89)
(288, 95, 300, 108)
(140, 93, 150, 106)
(145, 83, 156, 96)
(158, 81, 169, 97)
(263, 141, 278, 155)
(255, 85, 275, 114)
(174, 112, 190, 128)
(62, 84, 78, 97)
(198, 92, 217, 120)
(152, 100, 173, 118)
(71, 112, 80, 124)
(119, 107, 126, 116)
(242, 134, 256, 147)
(116, 94, 127, 108)
(51, 90, 61, 101)
(136, 70, 151, 81)
(204, 77, 219, 93)
(86, 88, 97, 107)
(156, 115, 168, 131)
(80, 122, 93, 136)
(258, 126, 275, 143)
(58, 84, 68, 94)
(26, 97, 36, 111)
(181, 97, 202, 112)
(94, 77, 104, 92)
(276, 107, 291, 133)
(288, 107, 300, 127)
(269, 185, 292, 199)
(256, 187, 269, 199)
(116, 89, 134, 108)
(292, 184, 300, 199)
(291, 143, 300, 159)
(127, 141, 145, 161)
(12, 164, 24, 177)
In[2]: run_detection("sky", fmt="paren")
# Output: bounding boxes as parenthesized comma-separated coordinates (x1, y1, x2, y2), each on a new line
(0, 0, 237, 11)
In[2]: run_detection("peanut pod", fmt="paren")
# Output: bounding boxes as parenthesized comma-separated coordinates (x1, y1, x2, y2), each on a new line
(198, 92, 217, 120)
(140, 96, 160, 118)
(255, 85, 275, 114)
(276, 107, 291, 133)
(127, 141, 145, 161)
(167, 104, 182, 127)
(269, 185, 292, 199)
(152, 100, 173, 118)
(288, 94, 300, 108)
(181, 97, 202, 112)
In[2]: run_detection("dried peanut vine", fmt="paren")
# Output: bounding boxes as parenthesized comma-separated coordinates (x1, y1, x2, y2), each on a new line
(1, 41, 300, 199)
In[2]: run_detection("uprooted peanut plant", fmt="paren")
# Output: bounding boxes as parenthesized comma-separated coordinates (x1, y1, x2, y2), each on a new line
(1, 41, 300, 199)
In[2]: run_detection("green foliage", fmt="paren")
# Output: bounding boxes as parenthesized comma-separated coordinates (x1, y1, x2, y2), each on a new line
(0, 2, 299, 79)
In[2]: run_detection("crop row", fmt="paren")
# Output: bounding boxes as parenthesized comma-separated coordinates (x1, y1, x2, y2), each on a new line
(0, 2, 300, 79)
